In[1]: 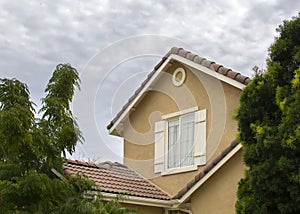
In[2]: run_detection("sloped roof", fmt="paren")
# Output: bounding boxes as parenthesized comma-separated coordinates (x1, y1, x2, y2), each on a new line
(64, 159, 171, 200)
(64, 139, 241, 203)
(107, 47, 250, 130)
(174, 139, 240, 199)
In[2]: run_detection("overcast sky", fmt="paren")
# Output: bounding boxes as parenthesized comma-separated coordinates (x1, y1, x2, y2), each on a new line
(1, 0, 299, 163)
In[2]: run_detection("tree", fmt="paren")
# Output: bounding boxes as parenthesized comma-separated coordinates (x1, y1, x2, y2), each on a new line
(0, 64, 138, 213)
(0, 64, 81, 174)
(235, 14, 300, 213)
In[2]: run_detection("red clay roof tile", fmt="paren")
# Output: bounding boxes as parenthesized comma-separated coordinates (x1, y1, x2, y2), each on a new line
(178, 49, 190, 57)
(210, 63, 222, 71)
(186, 52, 197, 61)
(201, 59, 214, 68)
(193, 56, 205, 64)
(64, 160, 171, 200)
(226, 70, 240, 79)
(218, 66, 231, 75)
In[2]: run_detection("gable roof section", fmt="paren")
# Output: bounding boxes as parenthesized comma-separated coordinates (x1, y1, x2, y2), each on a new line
(107, 47, 250, 132)
(64, 159, 171, 200)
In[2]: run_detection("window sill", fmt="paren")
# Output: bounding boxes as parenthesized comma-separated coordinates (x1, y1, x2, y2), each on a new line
(161, 165, 198, 176)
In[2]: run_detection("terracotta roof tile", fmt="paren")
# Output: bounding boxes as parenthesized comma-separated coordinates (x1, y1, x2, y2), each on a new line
(244, 77, 251, 84)
(178, 49, 190, 57)
(64, 160, 171, 200)
(107, 47, 250, 130)
(154, 59, 165, 70)
(210, 63, 223, 72)
(186, 52, 197, 61)
(173, 139, 239, 199)
(147, 70, 156, 79)
(201, 59, 214, 68)
(170, 47, 181, 54)
(193, 55, 206, 64)
(195, 171, 205, 182)
(226, 70, 240, 79)
(218, 67, 231, 75)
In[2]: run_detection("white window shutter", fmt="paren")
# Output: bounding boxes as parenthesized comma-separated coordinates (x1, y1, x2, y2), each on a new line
(194, 109, 206, 165)
(154, 121, 166, 173)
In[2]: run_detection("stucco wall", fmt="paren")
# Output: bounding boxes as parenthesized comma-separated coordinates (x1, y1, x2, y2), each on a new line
(190, 149, 245, 214)
(122, 61, 242, 196)
(122, 203, 165, 214)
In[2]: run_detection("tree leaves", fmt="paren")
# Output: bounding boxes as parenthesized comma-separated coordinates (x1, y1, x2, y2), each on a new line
(0, 64, 139, 213)
(236, 13, 300, 213)
(39, 64, 83, 172)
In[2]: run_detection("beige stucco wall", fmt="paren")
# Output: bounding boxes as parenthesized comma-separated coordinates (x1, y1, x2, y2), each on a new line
(122, 203, 165, 214)
(190, 149, 245, 214)
(122, 61, 242, 196)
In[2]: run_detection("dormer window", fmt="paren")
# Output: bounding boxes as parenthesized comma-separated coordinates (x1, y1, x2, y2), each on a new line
(154, 107, 206, 174)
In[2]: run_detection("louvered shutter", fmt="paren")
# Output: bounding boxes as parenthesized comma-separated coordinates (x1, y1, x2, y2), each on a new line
(194, 109, 206, 165)
(154, 121, 166, 173)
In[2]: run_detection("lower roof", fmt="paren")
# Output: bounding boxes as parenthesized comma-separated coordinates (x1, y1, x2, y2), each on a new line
(64, 159, 171, 200)
(64, 139, 241, 204)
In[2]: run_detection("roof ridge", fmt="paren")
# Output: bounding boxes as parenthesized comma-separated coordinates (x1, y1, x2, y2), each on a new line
(161, 47, 250, 84)
(66, 159, 99, 168)
(173, 139, 239, 199)
(66, 159, 129, 170)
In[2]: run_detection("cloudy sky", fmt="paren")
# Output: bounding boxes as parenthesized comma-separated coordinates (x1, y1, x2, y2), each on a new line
(1, 0, 299, 163)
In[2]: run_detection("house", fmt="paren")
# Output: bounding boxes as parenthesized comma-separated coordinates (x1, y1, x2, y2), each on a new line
(66, 47, 250, 213)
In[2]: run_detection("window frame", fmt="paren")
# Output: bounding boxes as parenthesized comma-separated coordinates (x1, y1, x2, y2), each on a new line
(154, 107, 206, 175)
(166, 112, 195, 170)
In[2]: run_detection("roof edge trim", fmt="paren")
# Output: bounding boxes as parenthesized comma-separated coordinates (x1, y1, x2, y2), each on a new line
(170, 54, 246, 89)
(108, 57, 172, 135)
(85, 191, 179, 208)
(178, 143, 242, 204)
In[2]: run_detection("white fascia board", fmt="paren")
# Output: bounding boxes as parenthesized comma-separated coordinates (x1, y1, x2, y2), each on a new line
(170, 54, 246, 90)
(85, 191, 179, 208)
(178, 143, 242, 204)
(108, 57, 172, 135)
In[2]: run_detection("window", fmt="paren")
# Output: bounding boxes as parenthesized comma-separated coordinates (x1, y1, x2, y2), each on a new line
(168, 113, 194, 169)
(154, 107, 206, 174)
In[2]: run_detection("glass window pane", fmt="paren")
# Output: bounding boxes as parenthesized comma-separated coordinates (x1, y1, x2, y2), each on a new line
(167, 112, 195, 169)
(168, 119, 179, 169)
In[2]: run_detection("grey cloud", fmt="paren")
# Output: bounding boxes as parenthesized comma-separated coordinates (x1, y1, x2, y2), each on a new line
(0, 0, 299, 162)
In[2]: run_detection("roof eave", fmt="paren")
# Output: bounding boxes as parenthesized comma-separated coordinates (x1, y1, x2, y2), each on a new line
(85, 191, 179, 208)
(108, 56, 173, 136)
(170, 54, 246, 90)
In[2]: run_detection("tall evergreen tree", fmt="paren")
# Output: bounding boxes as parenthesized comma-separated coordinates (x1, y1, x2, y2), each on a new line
(236, 14, 300, 214)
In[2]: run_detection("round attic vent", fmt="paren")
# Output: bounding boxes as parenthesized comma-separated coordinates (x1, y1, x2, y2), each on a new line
(172, 67, 186, 87)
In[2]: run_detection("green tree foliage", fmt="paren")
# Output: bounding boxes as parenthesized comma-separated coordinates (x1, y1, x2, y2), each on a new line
(0, 64, 138, 213)
(235, 14, 300, 214)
